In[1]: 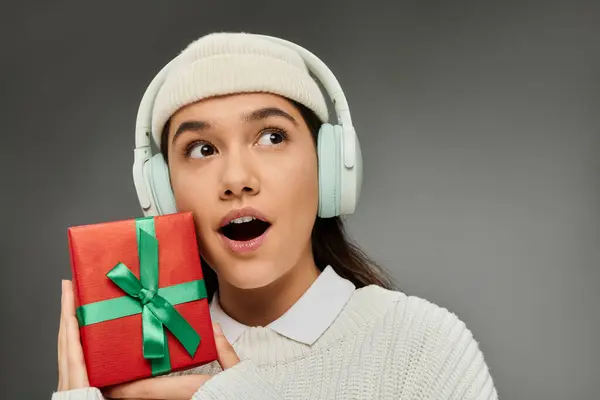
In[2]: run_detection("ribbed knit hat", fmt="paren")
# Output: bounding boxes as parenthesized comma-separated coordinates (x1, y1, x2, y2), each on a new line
(151, 32, 329, 146)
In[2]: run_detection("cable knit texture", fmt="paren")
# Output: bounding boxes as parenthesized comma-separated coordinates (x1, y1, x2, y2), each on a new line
(51, 285, 498, 400)
(150, 32, 330, 146)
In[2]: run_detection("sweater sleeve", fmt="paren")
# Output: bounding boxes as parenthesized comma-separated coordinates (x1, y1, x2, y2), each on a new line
(51, 388, 105, 400)
(428, 306, 499, 400)
(449, 338, 499, 400)
(391, 295, 499, 400)
(191, 359, 284, 400)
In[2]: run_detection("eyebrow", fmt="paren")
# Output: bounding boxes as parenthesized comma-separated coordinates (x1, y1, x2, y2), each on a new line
(172, 120, 213, 145)
(243, 107, 298, 126)
(171, 107, 298, 145)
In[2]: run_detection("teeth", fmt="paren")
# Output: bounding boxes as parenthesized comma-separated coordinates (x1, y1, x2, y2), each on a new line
(230, 216, 255, 224)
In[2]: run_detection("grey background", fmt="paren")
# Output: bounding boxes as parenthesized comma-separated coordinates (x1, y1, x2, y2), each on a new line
(1, 1, 598, 399)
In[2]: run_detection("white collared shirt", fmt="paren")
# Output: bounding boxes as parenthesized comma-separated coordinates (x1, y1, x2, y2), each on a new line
(209, 265, 356, 346)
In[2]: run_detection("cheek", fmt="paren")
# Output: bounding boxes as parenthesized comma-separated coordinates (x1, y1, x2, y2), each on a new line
(169, 168, 215, 235)
(269, 149, 319, 219)
(171, 170, 202, 211)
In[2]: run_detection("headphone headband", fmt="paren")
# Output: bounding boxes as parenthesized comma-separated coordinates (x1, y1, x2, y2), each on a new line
(133, 34, 358, 214)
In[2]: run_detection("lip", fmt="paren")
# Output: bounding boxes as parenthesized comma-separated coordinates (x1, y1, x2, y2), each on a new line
(218, 207, 271, 228)
(217, 207, 272, 254)
(219, 225, 271, 254)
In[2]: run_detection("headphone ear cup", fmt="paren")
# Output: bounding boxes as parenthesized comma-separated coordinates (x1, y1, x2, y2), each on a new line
(317, 123, 342, 218)
(147, 153, 178, 215)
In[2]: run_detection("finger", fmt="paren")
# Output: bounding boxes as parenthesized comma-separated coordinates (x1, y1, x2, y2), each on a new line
(64, 280, 89, 388)
(103, 375, 211, 400)
(213, 323, 240, 369)
(57, 280, 69, 391)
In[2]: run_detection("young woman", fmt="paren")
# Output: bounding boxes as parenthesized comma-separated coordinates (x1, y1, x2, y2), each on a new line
(53, 32, 498, 400)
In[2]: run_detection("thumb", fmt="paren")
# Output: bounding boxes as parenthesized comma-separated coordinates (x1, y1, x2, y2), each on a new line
(212, 323, 240, 370)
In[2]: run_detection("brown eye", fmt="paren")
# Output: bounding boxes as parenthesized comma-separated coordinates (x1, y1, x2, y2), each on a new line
(187, 141, 217, 159)
(256, 130, 287, 146)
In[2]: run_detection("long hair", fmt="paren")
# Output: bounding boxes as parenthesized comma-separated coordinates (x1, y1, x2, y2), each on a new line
(160, 98, 398, 300)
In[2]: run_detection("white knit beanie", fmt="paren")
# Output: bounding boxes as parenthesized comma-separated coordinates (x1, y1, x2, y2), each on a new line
(151, 32, 329, 146)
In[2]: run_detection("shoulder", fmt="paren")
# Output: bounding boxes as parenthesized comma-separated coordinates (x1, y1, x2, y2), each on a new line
(353, 285, 499, 399)
(354, 284, 477, 339)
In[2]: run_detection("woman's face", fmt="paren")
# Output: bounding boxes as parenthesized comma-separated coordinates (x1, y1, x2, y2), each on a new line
(166, 93, 319, 290)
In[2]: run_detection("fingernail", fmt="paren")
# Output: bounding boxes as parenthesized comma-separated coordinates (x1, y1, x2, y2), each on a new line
(213, 322, 223, 336)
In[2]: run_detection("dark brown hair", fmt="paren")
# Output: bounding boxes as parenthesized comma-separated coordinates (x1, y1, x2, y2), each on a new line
(160, 98, 398, 300)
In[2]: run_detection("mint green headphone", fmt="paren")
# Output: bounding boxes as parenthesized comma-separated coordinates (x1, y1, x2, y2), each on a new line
(132, 34, 362, 219)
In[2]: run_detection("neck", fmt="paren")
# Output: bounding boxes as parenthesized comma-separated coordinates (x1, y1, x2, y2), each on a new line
(216, 249, 321, 327)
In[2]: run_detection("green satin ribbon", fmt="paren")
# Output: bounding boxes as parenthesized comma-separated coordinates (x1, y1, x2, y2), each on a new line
(75, 216, 206, 376)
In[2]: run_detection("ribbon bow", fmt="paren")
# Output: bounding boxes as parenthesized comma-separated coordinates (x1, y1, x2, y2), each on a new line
(107, 220, 200, 363)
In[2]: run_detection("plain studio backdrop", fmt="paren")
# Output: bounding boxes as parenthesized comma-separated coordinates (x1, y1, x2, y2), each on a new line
(1, 1, 598, 399)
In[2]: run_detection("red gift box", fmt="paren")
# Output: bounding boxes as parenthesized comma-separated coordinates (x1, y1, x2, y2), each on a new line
(68, 212, 218, 388)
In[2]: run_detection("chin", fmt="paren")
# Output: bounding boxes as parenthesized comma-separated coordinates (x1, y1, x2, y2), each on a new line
(216, 258, 286, 290)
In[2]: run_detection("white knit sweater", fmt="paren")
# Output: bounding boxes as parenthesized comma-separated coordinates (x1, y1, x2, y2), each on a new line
(52, 285, 498, 399)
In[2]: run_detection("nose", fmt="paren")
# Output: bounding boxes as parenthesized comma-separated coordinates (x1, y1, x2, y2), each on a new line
(219, 152, 260, 201)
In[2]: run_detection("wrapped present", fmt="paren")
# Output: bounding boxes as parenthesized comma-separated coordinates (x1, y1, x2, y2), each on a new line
(67, 212, 218, 388)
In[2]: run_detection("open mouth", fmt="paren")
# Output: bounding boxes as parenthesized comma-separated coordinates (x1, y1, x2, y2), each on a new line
(218, 216, 271, 242)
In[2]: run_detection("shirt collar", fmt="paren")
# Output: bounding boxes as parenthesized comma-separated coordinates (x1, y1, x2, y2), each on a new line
(209, 265, 356, 346)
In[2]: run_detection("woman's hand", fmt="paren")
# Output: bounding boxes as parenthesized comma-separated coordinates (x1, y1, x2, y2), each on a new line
(56, 278, 240, 399)
(103, 323, 240, 400)
(57, 279, 90, 392)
